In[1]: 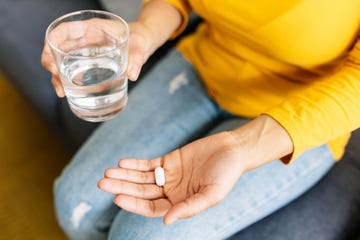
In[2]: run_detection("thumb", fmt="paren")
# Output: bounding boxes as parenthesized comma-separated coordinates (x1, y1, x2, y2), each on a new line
(163, 187, 223, 225)
(127, 49, 144, 81)
(127, 22, 154, 81)
(127, 32, 149, 81)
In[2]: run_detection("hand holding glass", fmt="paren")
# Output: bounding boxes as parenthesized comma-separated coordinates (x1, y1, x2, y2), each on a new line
(46, 10, 129, 122)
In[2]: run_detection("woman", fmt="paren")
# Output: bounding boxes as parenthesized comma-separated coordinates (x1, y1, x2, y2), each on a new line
(41, 0, 360, 239)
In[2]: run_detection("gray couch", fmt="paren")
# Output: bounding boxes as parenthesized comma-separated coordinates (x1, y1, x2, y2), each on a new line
(1, 0, 359, 239)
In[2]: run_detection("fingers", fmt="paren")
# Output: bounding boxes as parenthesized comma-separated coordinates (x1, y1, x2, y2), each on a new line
(41, 42, 66, 97)
(98, 178, 163, 199)
(113, 195, 172, 217)
(164, 187, 222, 225)
(41, 19, 116, 98)
(118, 157, 162, 171)
(41, 43, 56, 73)
(98, 164, 162, 199)
(41, 43, 59, 77)
(104, 168, 155, 183)
(51, 75, 65, 97)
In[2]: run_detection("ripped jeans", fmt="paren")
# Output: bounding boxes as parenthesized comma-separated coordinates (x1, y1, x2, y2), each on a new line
(54, 50, 335, 240)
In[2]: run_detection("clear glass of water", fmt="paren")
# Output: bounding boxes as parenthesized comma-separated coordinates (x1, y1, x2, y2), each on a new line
(46, 10, 129, 122)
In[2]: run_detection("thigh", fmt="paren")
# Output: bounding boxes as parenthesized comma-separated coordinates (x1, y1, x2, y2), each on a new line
(54, 50, 221, 236)
(230, 131, 360, 240)
(108, 117, 335, 240)
(230, 158, 360, 240)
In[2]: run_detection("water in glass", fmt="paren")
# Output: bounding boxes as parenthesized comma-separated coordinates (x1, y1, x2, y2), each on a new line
(60, 47, 128, 121)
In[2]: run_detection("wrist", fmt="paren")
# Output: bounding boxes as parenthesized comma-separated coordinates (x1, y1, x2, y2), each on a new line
(136, 0, 183, 53)
(128, 22, 156, 56)
(228, 115, 293, 172)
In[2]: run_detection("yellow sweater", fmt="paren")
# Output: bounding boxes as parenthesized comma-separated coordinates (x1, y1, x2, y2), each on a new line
(155, 0, 360, 163)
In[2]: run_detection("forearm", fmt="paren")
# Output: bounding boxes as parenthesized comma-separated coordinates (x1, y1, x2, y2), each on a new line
(137, 0, 183, 54)
(229, 115, 294, 172)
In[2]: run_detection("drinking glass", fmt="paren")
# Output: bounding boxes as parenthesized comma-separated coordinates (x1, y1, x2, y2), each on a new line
(46, 10, 129, 122)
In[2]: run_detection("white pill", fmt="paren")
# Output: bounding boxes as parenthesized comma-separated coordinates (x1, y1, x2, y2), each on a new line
(154, 167, 166, 186)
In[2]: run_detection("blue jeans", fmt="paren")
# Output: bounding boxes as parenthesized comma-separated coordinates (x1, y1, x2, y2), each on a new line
(54, 50, 335, 240)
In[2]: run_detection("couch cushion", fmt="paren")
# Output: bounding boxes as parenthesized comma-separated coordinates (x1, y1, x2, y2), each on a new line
(0, 0, 102, 130)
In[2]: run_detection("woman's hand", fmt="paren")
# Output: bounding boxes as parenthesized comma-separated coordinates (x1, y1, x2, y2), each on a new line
(98, 115, 294, 225)
(125, 22, 156, 81)
(40, 0, 183, 98)
(98, 131, 246, 225)
(40, 20, 155, 97)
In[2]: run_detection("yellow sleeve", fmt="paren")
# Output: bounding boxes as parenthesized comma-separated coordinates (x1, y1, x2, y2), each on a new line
(143, 0, 192, 38)
(264, 36, 360, 164)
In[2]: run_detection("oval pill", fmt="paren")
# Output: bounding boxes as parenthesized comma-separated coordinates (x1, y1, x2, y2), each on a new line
(155, 167, 166, 186)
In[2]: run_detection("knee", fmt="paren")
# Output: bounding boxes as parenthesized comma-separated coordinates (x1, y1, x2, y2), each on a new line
(108, 213, 164, 240)
(108, 211, 206, 240)
(54, 165, 112, 240)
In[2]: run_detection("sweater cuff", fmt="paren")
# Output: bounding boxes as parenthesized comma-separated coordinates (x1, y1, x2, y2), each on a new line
(263, 110, 304, 164)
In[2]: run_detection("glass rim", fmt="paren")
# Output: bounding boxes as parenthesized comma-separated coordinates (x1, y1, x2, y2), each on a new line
(45, 10, 130, 58)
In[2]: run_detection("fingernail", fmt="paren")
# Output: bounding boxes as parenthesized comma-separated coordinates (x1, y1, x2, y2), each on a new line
(165, 216, 177, 225)
(129, 65, 140, 80)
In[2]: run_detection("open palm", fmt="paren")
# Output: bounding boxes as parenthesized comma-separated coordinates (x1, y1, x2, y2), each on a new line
(98, 131, 246, 225)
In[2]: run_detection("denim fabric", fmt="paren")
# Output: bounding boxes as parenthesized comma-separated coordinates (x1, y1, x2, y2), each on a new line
(54, 50, 335, 240)
(230, 130, 360, 240)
